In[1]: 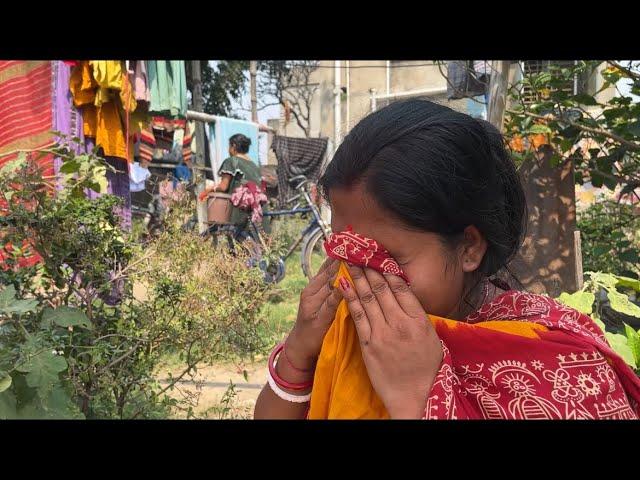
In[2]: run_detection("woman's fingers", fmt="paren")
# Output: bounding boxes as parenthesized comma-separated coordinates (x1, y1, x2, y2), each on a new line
(305, 259, 339, 297)
(362, 268, 404, 324)
(345, 265, 386, 334)
(384, 274, 426, 319)
(318, 286, 342, 326)
(337, 275, 371, 345)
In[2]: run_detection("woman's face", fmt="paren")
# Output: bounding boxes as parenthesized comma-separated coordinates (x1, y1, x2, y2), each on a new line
(329, 184, 486, 319)
(228, 143, 237, 157)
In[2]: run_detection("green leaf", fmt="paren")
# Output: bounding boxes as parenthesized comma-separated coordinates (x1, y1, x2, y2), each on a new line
(623, 323, 640, 366)
(591, 172, 604, 188)
(589, 272, 620, 289)
(574, 171, 584, 184)
(607, 290, 640, 318)
(0, 390, 17, 419)
(617, 276, 640, 292)
(559, 138, 574, 153)
(603, 176, 618, 191)
(243, 370, 249, 382)
(39, 385, 84, 419)
(528, 124, 552, 135)
(42, 307, 92, 330)
(619, 250, 640, 264)
(605, 332, 637, 368)
(14, 350, 68, 392)
(0, 285, 39, 315)
(592, 245, 610, 257)
(15, 401, 48, 419)
(573, 93, 598, 106)
(59, 160, 80, 174)
(0, 372, 12, 393)
(0, 285, 16, 308)
(626, 120, 640, 137)
(557, 291, 595, 315)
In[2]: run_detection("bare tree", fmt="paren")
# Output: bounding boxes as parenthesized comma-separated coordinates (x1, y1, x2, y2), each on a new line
(258, 61, 320, 137)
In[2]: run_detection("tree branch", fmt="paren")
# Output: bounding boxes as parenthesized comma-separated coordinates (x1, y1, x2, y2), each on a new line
(506, 109, 640, 152)
(606, 60, 640, 81)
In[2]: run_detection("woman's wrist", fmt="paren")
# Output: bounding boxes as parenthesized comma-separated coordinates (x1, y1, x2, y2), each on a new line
(386, 389, 429, 419)
(272, 345, 314, 396)
(283, 330, 319, 372)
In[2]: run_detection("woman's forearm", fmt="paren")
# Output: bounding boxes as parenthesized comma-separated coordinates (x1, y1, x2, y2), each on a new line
(253, 341, 317, 419)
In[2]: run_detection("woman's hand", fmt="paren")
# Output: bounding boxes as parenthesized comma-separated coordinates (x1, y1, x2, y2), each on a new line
(284, 258, 342, 371)
(198, 189, 210, 202)
(337, 265, 443, 419)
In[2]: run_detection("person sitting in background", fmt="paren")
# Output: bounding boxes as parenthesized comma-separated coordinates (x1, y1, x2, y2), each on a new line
(129, 158, 151, 193)
(198, 133, 263, 228)
(173, 155, 193, 189)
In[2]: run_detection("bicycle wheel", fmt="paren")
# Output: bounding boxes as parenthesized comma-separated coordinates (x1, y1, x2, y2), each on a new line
(258, 257, 286, 284)
(301, 226, 327, 280)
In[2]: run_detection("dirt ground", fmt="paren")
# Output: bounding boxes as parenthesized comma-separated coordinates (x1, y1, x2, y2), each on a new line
(159, 359, 268, 419)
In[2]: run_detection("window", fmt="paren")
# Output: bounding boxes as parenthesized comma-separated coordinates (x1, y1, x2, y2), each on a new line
(520, 60, 582, 104)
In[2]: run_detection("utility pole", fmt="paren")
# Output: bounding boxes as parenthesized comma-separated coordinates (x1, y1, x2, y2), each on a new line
(190, 60, 208, 233)
(250, 61, 258, 123)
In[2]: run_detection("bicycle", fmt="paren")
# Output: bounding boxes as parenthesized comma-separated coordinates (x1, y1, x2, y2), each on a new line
(206, 175, 332, 284)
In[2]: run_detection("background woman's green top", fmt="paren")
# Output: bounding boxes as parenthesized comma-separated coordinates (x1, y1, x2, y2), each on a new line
(219, 156, 262, 226)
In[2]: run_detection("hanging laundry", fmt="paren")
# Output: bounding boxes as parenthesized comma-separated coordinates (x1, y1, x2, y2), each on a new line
(0, 61, 55, 271)
(146, 61, 188, 118)
(132, 60, 150, 103)
(90, 60, 124, 107)
(271, 135, 328, 208)
(466, 95, 487, 120)
(446, 60, 487, 100)
(122, 61, 150, 136)
(52, 61, 85, 188)
(138, 116, 193, 164)
(211, 117, 260, 167)
(69, 61, 137, 162)
(0, 61, 55, 175)
(68, 61, 141, 231)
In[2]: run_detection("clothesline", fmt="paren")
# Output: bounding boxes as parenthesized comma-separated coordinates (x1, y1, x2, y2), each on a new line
(185, 110, 275, 133)
(150, 162, 213, 172)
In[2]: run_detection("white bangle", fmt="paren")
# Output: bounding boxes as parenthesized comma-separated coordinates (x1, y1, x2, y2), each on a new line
(266, 369, 312, 403)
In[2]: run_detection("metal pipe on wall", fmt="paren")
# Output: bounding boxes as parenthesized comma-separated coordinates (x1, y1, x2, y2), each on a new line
(346, 60, 350, 132)
(334, 60, 341, 152)
(386, 60, 390, 95)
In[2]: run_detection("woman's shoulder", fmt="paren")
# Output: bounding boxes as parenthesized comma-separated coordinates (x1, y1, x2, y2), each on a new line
(466, 289, 608, 345)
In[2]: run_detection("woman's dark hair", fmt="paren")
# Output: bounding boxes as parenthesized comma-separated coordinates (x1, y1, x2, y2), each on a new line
(319, 98, 527, 280)
(229, 134, 251, 154)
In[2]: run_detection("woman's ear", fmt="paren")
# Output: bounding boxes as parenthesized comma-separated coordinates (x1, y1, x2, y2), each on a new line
(460, 225, 488, 273)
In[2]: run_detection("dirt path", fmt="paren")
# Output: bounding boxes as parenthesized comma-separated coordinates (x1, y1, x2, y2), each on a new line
(159, 360, 268, 419)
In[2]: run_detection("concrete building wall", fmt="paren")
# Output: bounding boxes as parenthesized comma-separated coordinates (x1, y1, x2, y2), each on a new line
(273, 60, 617, 154)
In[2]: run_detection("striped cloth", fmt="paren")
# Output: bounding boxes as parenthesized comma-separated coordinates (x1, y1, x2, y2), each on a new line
(139, 116, 192, 163)
(0, 61, 54, 174)
(271, 135, 328, 208)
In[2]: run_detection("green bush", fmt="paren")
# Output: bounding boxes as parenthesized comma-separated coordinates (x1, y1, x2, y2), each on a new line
(0, 144, 273, 419)
(577, 200, 640, 279)
(557, 272, 640, 375)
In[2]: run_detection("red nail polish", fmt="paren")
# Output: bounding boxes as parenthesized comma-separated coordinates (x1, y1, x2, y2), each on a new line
(339, 277, 350, 291)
